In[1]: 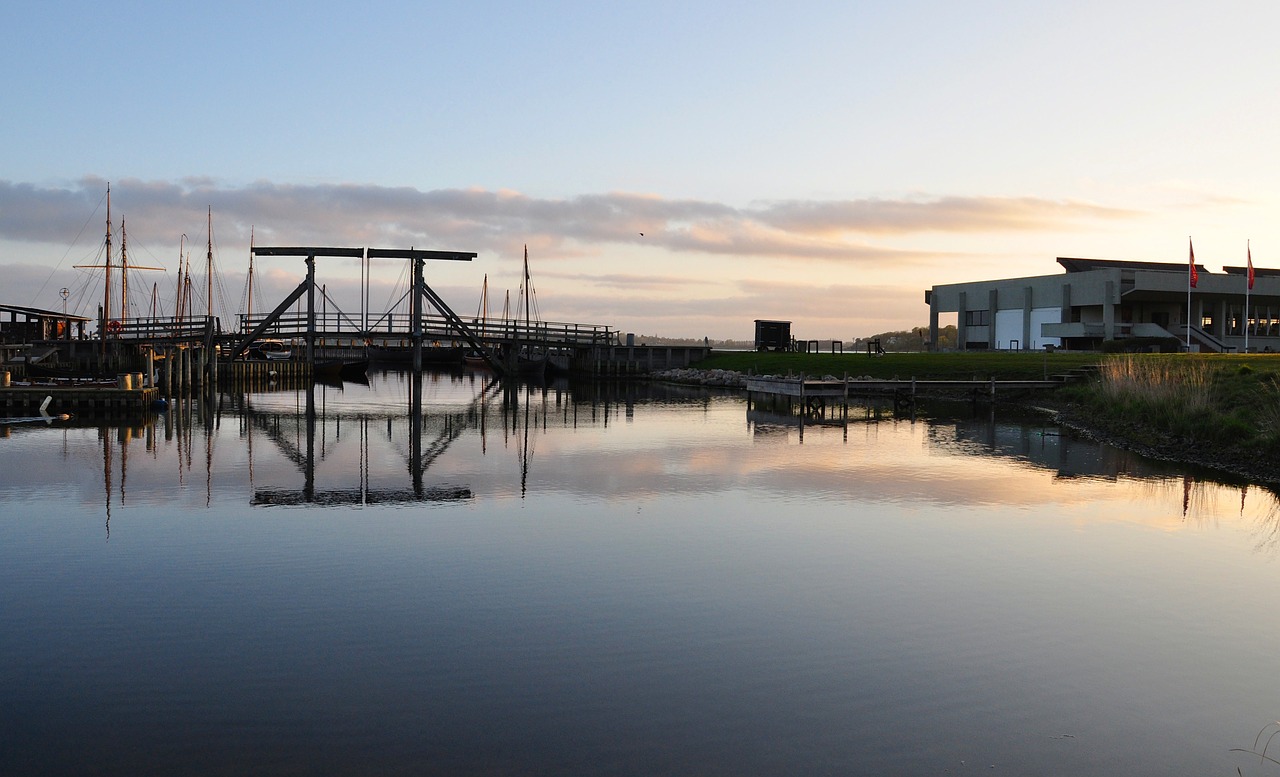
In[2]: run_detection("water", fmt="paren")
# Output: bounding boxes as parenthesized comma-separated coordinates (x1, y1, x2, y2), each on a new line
(2, 371, 1278, 775)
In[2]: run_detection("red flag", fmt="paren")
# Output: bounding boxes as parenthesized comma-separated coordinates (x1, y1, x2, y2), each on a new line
(1189, 238, 1198, 288)
(1248, 243, 1255, 290)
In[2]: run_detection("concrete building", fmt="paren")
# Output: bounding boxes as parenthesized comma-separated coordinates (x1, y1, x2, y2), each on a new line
(925, 257, 1280, 353)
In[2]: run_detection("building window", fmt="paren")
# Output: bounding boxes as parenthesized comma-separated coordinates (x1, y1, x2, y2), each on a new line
(964, 310, 990, 326)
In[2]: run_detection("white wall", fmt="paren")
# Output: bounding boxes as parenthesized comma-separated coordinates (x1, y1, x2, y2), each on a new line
(1029, 307, 1061, 349)
(992, 307, 1063, 349)
(995, 309, 1023, 349)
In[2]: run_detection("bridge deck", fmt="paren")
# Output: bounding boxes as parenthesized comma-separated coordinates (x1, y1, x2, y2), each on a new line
(239, 312, 614, 348)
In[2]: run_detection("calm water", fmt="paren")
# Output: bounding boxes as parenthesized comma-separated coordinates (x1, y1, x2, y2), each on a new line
(3, 370, 1279, 776)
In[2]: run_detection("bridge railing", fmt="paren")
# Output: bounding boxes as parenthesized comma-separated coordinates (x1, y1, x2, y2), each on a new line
(237, 312, 614, 347)
(107, 316, 217, 342)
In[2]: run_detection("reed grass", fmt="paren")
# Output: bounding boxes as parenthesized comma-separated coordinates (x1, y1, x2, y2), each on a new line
(1095, 355, 1212, 413)
(1076, 354, 1280, 451)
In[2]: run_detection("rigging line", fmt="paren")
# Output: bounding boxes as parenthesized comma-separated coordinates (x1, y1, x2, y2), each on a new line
(210, 236, 235, 326)
(317, 286, 364, 330)
(366, 286, 413, 329)
(379, 258, 412, 314)
(33, 187, 108, 304)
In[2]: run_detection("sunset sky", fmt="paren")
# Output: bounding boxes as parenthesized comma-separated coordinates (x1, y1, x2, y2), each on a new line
(3, 1, 1278, 340)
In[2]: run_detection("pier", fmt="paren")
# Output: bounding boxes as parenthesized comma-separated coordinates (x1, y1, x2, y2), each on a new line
(746, 374, 1072, 416)
(0, 384, 160, 417)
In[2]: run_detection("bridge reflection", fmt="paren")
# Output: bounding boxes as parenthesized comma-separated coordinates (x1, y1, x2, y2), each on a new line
(238, 371, 505, 506)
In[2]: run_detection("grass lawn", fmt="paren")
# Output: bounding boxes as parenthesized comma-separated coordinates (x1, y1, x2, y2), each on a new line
(697, 349, 1102, 381)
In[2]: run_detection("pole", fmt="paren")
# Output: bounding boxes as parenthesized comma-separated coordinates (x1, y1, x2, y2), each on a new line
(1186, 237, 1194, 351)
(1245, 239, 1252, 353)
(103, 184, 112, 358)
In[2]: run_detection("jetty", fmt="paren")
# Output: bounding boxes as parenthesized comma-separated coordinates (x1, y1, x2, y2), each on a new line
(745, 372, 1085, 414)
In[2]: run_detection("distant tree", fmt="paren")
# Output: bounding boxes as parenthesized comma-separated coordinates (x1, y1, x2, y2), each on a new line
(851, 325, 957, 352)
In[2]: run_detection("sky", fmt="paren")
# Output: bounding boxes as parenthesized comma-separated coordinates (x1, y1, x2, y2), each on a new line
(3, 0, 1279, 340)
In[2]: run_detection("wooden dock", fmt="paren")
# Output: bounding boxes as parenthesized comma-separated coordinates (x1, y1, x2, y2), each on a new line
(745, 375, 1066, 409)
(0, 384, 160, 417)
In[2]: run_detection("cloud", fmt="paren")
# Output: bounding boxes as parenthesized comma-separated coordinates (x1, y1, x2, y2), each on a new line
(0, 178, 1141, 268)
(752, 196, 1139, 235)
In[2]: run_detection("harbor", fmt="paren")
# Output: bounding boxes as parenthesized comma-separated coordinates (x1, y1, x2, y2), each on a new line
(0, 235, 717, 420)
(3, 371, 1278, 776)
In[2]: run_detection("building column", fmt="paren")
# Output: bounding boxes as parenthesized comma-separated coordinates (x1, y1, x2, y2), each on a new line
(957, 291, 968, 350)
(928, 291, 939, 351)
(1103, 281, 1116, 341)
(1022, 286, 1033, 350)
(988, 289, 998, 350)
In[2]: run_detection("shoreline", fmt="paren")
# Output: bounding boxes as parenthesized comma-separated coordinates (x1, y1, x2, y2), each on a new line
(651, 367, 1280, 488)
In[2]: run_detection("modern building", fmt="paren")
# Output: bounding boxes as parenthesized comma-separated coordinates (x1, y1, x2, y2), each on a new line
(925, 257, 1280, 352)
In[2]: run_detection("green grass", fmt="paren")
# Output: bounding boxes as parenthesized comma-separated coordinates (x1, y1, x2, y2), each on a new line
(698, 349, 1100, 381)
(697, 350, 1280, 467)
(1059, 353, 1280, 454)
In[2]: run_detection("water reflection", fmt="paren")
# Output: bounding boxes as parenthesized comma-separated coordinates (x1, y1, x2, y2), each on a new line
(2, 371, 1278, 540)
(8, 370, 1280, 776)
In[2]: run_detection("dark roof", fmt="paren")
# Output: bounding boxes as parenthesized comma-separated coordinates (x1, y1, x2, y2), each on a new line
(0, 303, 91, 322)
(1222, 265, 1280, 278)
(1056, 257, 1205, 274)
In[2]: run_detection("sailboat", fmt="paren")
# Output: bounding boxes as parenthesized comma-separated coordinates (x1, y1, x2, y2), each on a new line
(512, 246, 549, 379)
(463, 274, 498, 369)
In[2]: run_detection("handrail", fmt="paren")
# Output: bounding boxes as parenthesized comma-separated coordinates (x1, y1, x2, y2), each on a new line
(236, 312, 613, 346)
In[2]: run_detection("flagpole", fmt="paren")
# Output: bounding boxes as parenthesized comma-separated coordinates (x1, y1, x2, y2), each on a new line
(1245, 240, 1252, 353)
(1186, 237, 1194, 350)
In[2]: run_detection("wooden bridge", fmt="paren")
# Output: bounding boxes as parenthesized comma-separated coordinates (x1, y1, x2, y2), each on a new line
(237, 311, 614, 350)
(61, 245, 619, 378)
(16, 244, 719, 382)
(223, 246, 615, 375)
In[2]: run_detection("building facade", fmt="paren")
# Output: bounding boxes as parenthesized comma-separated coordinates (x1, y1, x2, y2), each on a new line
(925, 258, 1279, 352)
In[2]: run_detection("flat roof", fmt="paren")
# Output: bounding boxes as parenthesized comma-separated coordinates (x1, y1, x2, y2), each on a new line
(1056, 257, 1205, 274)
(0, 303, 91, 322)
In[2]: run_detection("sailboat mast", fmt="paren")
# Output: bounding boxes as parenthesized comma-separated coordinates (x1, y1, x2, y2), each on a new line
(119, 220, 128, 327)
(175, 235, 186, 324)
(206, 207, 213, 321)
(103, 184, 112, 349)
(247, 228, 255, 334)
(523, 244, 530, 331)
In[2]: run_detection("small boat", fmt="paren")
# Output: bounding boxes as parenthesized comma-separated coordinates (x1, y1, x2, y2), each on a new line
(247, 339, 292, 361)
(463, 347, 501, 370)
(516, 351, 548, 380)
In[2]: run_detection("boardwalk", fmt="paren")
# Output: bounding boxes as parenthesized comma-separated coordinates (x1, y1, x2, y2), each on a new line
(746, 375, 1065, 400)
